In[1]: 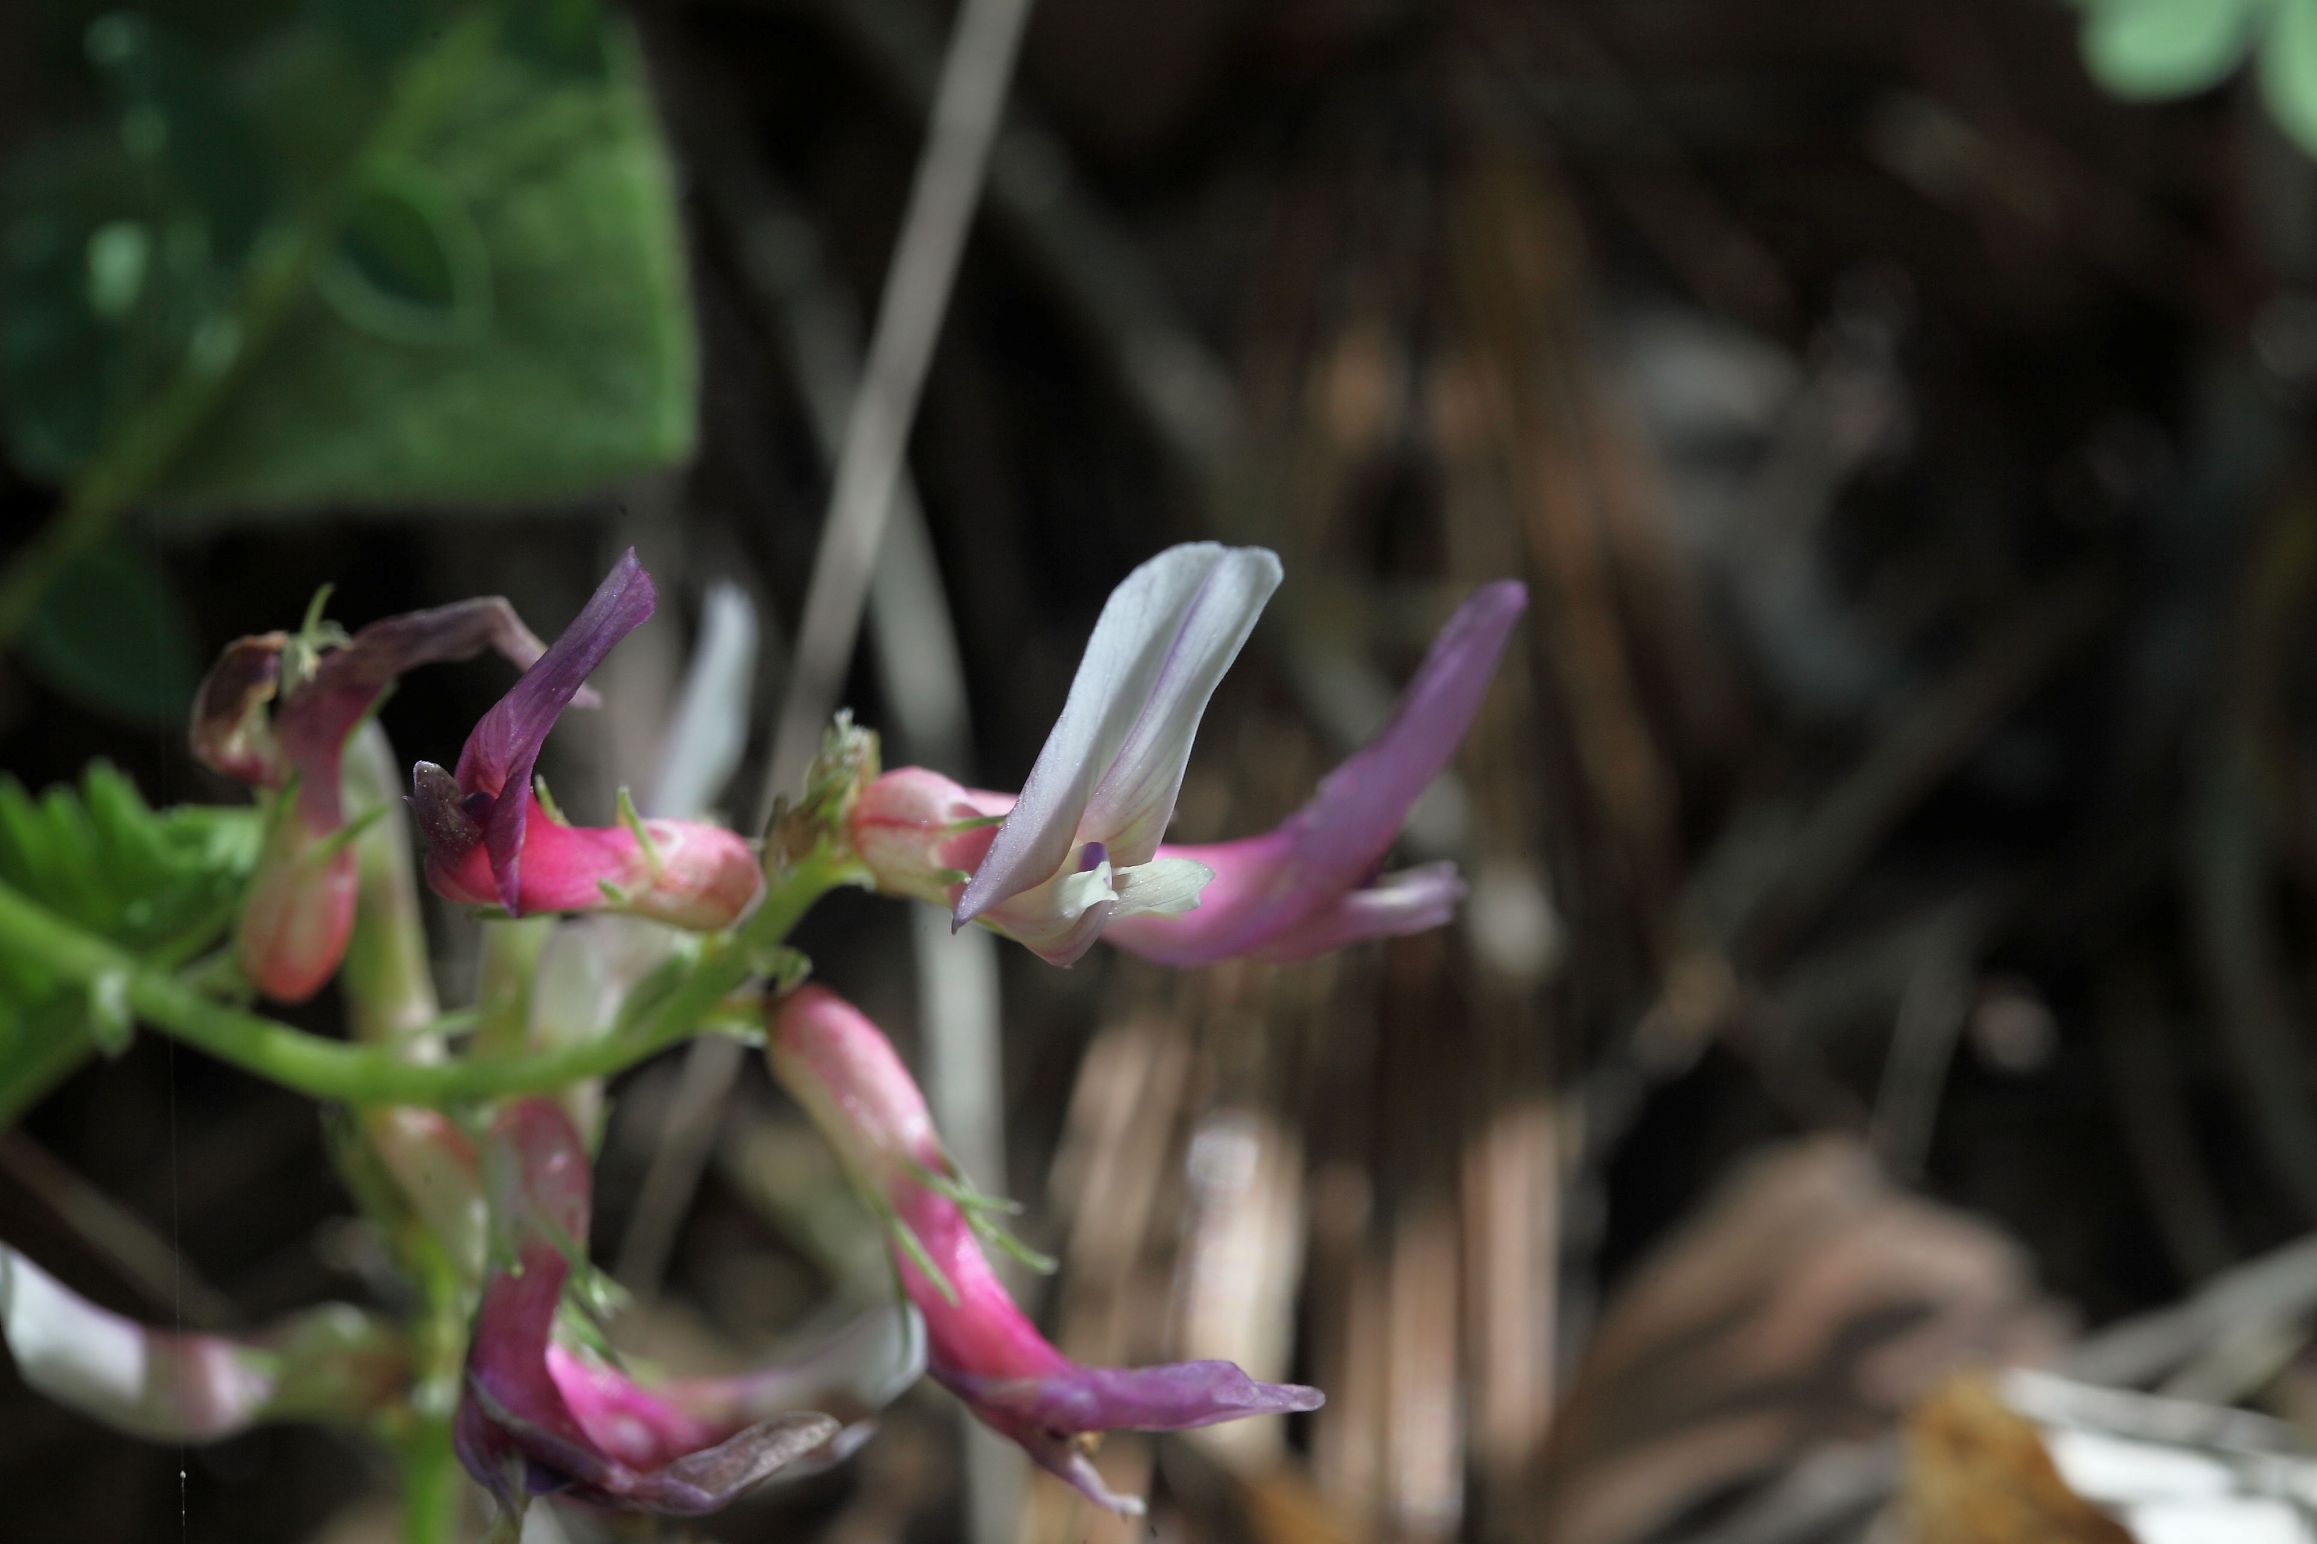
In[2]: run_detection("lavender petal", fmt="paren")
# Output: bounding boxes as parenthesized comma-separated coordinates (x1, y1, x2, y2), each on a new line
(942, 1358, 1323, 1436)
(1106, 581, 1523, 963)
(1251, 861, 1467, 961)
(458, 1098, 848, 1517)
(452, 552, 656, 913)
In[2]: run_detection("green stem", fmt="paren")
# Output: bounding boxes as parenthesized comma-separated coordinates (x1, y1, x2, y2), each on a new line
(398, 1247, 469, 1544)
(0, 6, 506, 647)
(471, 916, 552, 1061)
(343, 724, 442, 1045)
(0, 855, 854, 1109)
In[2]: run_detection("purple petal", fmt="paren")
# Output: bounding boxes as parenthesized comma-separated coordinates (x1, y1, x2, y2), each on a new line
(457, 1099, 845, 1518)
(955, 544, 1279, 927)
(941, 1358, 1323, 1435)
(936, 1357, 1323, 1514)
(453, 552, 656, 914)
(1104, 581, 1525, 964)
(408, 760, 483, 858)
(188, 634, 286, 786)
(1247, 861, 1467, 961)
(280, 597, 562, 826)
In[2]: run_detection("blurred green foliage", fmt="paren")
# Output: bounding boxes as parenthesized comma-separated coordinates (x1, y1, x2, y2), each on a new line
(19, 541, 202, 726)
(1, 0, 698, 516)
(2074, 0, 2317, 156)
(0, 765, 257, 1126)
(0, 0, 699, 723)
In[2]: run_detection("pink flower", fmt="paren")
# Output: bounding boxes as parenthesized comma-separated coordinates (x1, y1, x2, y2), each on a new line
(190, 595, 563, 1001)
(455, 1099, 920, 1518)
(768, 984, 1322, 1515)
(409, 551, 762, 927)
(849, 546, 1525, 967)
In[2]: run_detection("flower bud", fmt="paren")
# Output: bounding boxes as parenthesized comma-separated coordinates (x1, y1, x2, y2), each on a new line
(846, 768, 1005, 908)
(237, 817, 359, 1005)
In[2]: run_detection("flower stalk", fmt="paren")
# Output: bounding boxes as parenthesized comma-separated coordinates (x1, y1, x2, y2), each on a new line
(0, 848, 856, 1110)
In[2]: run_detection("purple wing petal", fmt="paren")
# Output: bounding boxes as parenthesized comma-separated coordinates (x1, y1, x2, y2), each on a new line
(278, 597, 566, 831)
(453, 552, 656, 914)
(1265, 580, 1523, 905)
(1248, 861, 1467, 961)
(188, 634, 287, 786)
(1104, 581, 1524, 963)
(956, 544, 1278, 926)
(945, 1358, 1323, 1435)
(457, 1099, 846, 1516)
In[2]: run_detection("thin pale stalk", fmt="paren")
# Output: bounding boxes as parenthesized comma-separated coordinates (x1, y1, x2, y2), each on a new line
(343, 723, 441, 1045)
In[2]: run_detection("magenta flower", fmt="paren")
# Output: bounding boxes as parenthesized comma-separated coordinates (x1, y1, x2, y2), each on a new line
(769, 984, 1322, 1515)
(848, 546, 1525, 967)
(191, 595, 563, 1001)
(456, 1098, 919, 1518)
(410, 551, 762, 928)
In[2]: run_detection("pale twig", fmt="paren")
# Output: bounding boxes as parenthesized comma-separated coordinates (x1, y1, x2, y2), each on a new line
(619, 0, 1019, 1309)
(753, 0, 1041, 820)
(626, 36, 1024, 1529)
(788, 0, 1235, 478)
(0, 1133, 238, 1328)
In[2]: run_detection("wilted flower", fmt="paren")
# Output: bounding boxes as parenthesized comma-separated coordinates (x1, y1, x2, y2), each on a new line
(190, 594, 562, 1002)
(455, 1098, 921, 1519)
(410, 551, 762, 928)
(769, 984, 1323, 1515)
(0, 1245, 403, 1441)
(849, 543, 1526, 966)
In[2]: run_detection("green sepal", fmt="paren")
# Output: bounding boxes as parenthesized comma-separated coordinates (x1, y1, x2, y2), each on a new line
(614, 785, 660, 878)
(531, 774, 568, 826)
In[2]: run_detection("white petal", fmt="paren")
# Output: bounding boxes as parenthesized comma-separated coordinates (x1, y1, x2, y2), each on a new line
(647, 581, 757, 818)
(955, 544, 1280, 925)
(1110, 856, 1214, 919)
(1053, 858, 1118, 919)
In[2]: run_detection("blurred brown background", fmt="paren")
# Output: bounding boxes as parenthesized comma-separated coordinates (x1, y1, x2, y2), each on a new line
(3, 0, 2309, 1539)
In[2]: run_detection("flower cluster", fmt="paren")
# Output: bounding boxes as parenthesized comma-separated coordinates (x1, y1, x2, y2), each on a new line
(9, 541, 1523, 1529)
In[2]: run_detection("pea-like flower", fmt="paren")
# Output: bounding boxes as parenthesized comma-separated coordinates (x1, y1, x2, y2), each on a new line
(410, 551, 762, 927)
(190, 594, 562, 1001)
(454, 1098, 921, 1519)
(768, 984, 1323, 1515)
(0, 1245, 403, 1442)
(848, 543, 1525, 966)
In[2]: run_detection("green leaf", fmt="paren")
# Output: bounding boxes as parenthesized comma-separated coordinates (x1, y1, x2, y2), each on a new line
(0, 14, 276, 480)
(2262, 0, 2317, 156)
(154, 13, 697, 517)
(0, 765, 258, 1125)
(316, 158, 492, 346)
(0, 1, 697, 522)
(2079, 0, 2266, 101)
(18, 538, 202, 727)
